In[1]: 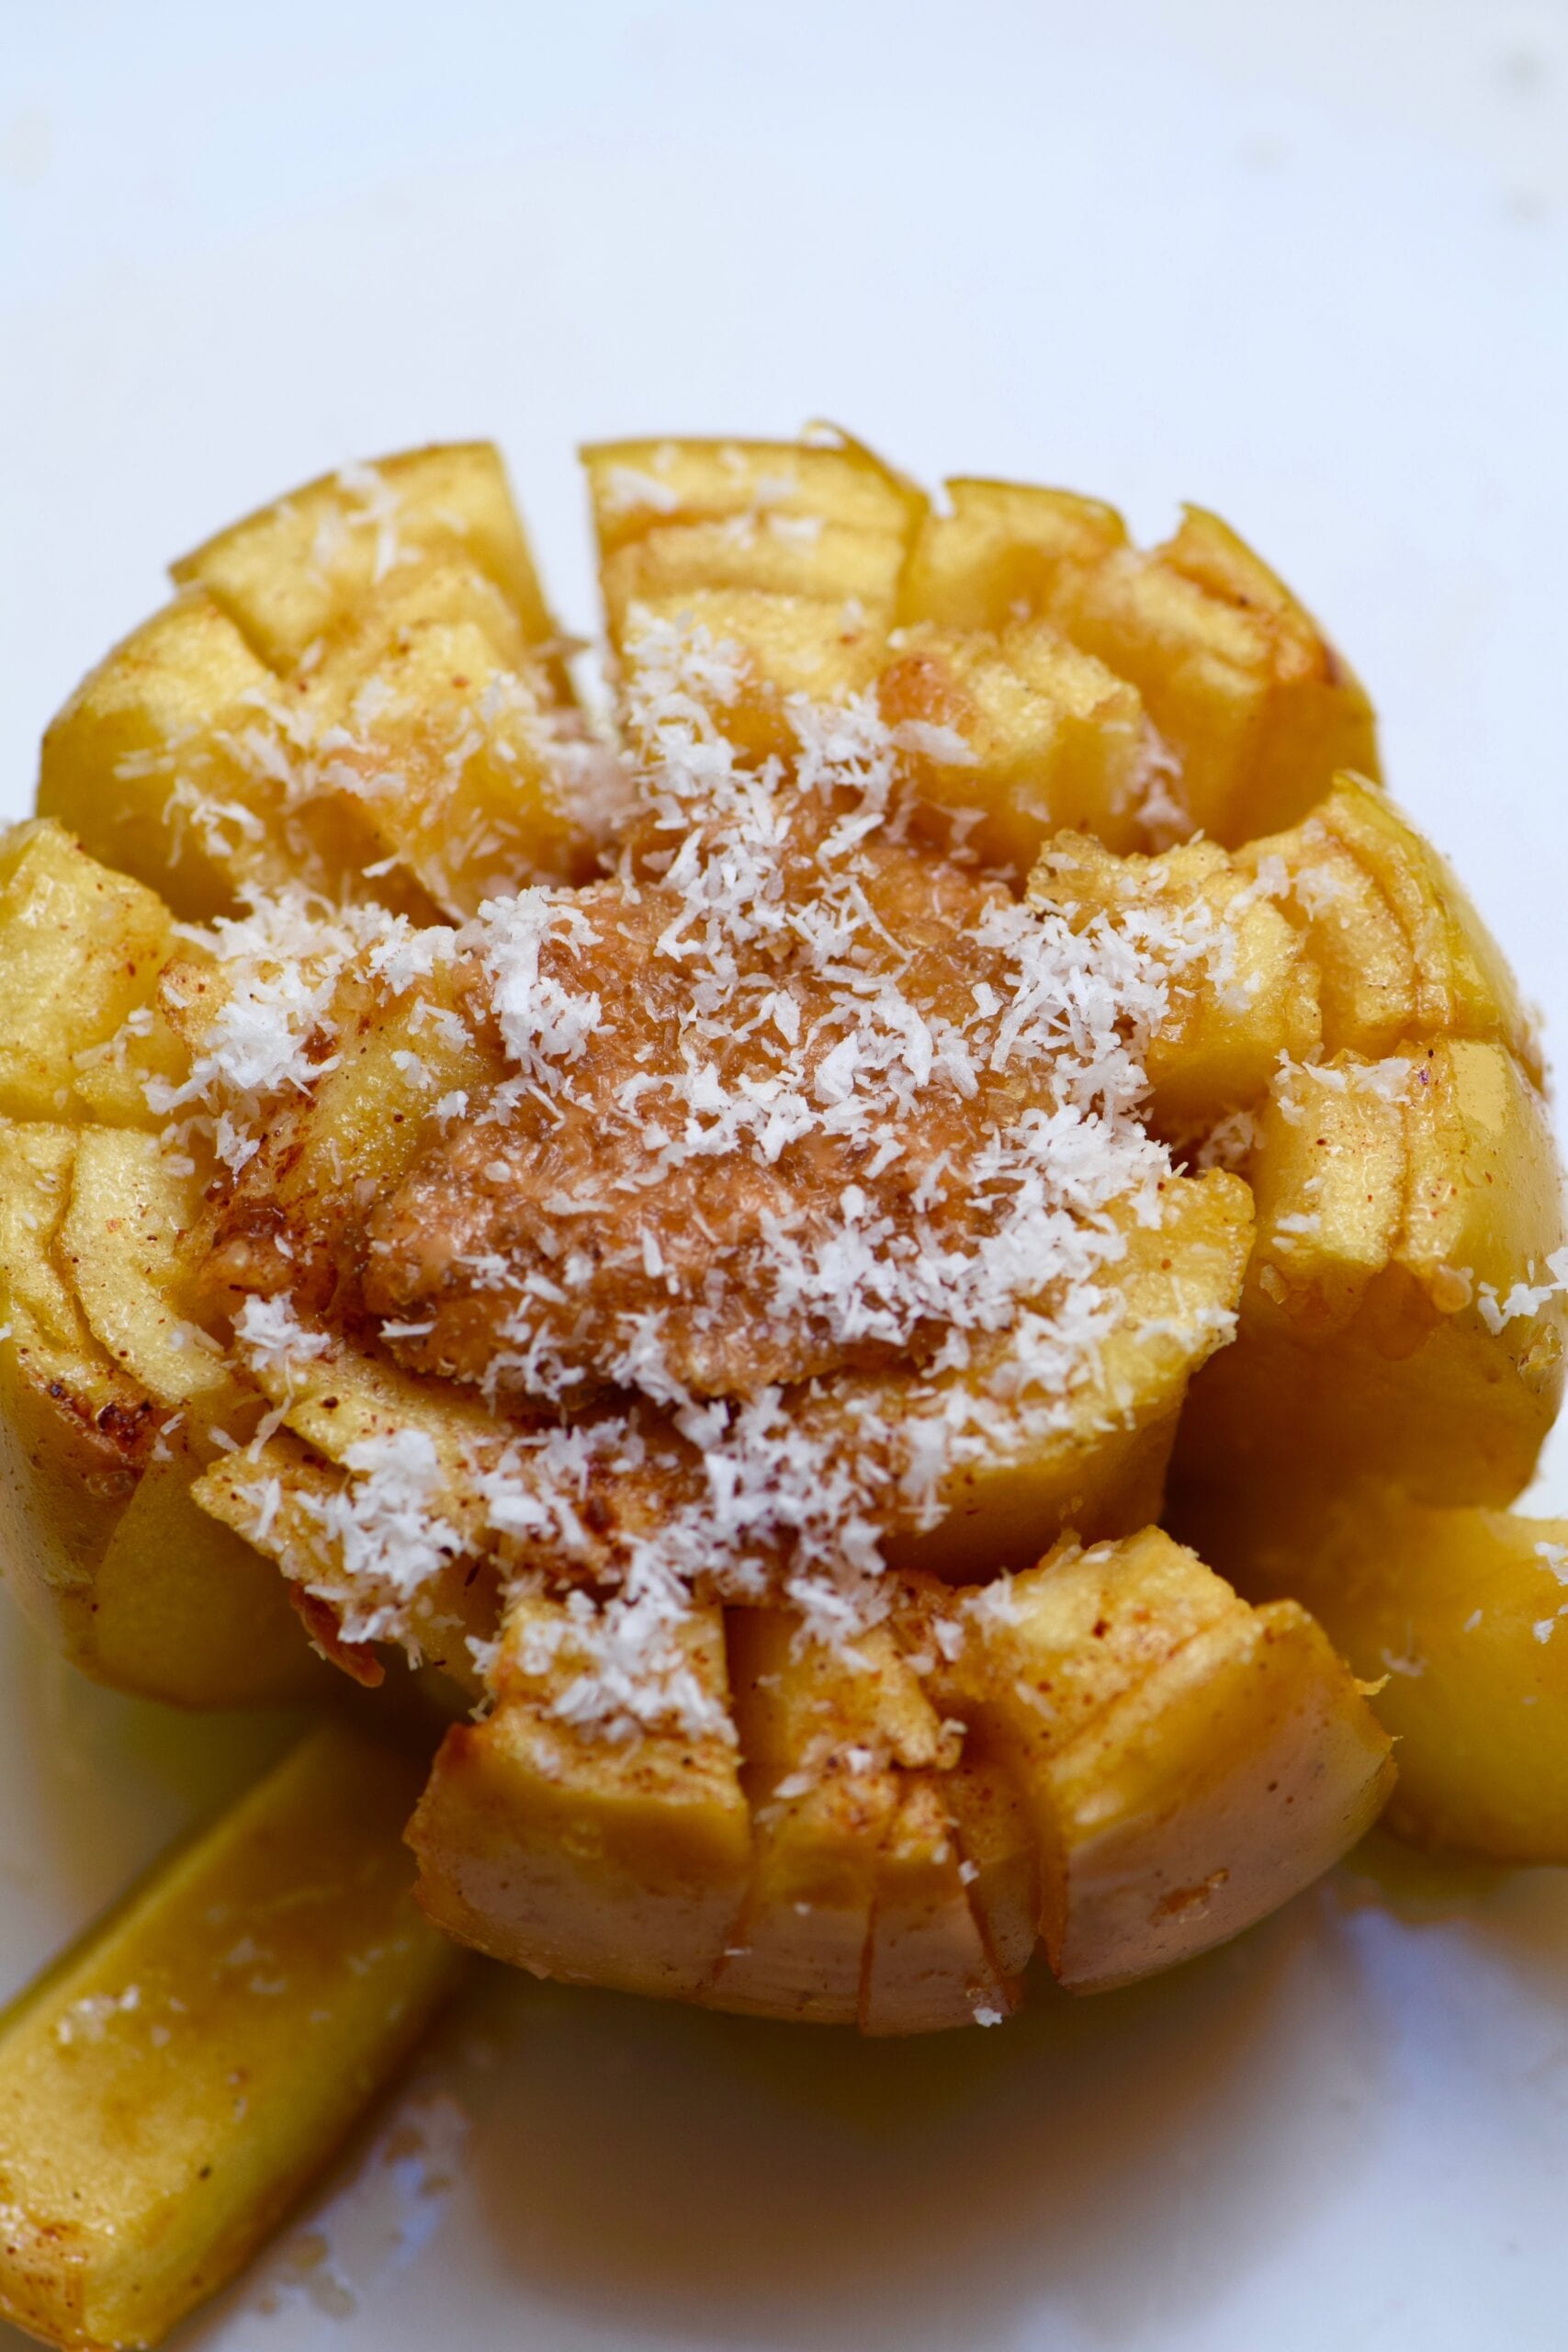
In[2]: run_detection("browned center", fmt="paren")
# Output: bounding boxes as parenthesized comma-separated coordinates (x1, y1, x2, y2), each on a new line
(364, 828, 1055, 1399)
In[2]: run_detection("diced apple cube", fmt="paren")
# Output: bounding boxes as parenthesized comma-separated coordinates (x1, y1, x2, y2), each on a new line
(410, 1595, 750, 1999)
(172, 440, 560, 675)
(945, 1527, 1393, 1990)
(0, 821, 175, 1120)
(880, 619, 1149, 873)
(1178, 1041, 1567, 1505)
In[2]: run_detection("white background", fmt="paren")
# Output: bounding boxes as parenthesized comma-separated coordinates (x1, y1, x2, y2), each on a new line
(3, 4, 1568, 2346)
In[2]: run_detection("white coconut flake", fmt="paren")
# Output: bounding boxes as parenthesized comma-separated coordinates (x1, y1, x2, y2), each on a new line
(232, 1294, 333, 1377)
(301, 1431, 465, 1650)
(891, 718, 977, 767)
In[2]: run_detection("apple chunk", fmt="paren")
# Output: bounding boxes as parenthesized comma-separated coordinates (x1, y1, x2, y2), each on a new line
(1178, 1041, 1567, 1507)
(1173, 1477, 1568, 1864)
(410, 1594, 751, 2000)
(901, 486, 1378, 843)
(702, 1610, 921, 2025)
(942, 1527, 1393, 1990)
(1241, 775, 1538, 1074)
(0, 820, 176, 1124)
(709, 1611, 1018, 2031)
(0, 1124, 320, 1709)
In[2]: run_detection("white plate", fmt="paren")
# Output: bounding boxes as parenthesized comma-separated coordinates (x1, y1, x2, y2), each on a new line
(4, 6, 1568, 2346)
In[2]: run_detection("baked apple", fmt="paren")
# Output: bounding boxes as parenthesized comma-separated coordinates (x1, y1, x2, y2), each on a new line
(0, 430, 1558, 2068)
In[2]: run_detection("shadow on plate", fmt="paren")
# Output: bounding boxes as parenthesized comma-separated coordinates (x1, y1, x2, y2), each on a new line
(440, 1892, 1386, 2351)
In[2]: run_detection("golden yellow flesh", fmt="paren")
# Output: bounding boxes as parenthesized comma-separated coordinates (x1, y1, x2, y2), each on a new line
(0, 822, 175, 1124)
(1041, 1600, 1393, 1987)
(289, 560, 592, 917)
(1242, 775, 1539, 1076)
(582, 435, 925, 554)
(0, 1123, 145, 1634)
(897, 479, 1128, 633)
(409, 1539, 1393, 2022)
(83, 1453, 331, 1710)
(942, 1757, 1041, 1977)
(1177, 1040, 1566, 1506)
(705, 1612, 942, 2027)
(37, 592, 397, 923)
(0, 1114, 320, 1709)
(1030, 831, 1324, 1131)
(861, 1772, 1016, 2034)
(877, 619, 1150, 875)
(61, 1126, 232, 1414)
(212, 955, 501, 1277)
(1174, 1479, 1568, 1862)
(901, 490, 1380, 843)
(938, 1529, 1394, 1989)
(0, 1724, 466, 2352)
(40, 442, 584, 926)
(877, 1172, 1253, 1578)
(172, 441, 561, 678)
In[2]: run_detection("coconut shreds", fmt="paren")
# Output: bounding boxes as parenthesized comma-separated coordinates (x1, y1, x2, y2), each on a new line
(306, 1430, 467, 1647)
(1475, 1246, 1568, 1337)
(149, 594, 1258, 1747)
(230, 1290, 331, 1369)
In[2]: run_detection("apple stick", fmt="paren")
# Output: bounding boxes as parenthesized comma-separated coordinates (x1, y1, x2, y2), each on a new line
(0, 1721, 468, 2351)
